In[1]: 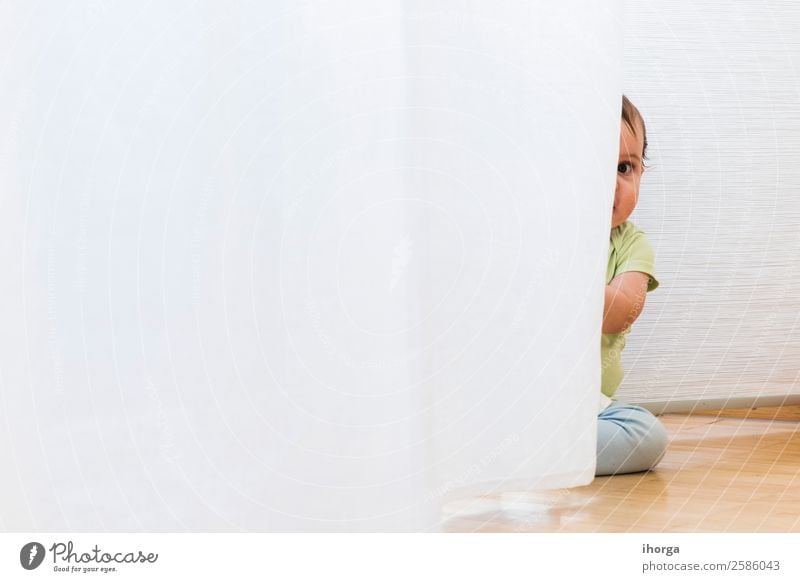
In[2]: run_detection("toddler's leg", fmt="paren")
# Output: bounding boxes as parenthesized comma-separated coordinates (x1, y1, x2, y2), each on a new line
(596, 402, 668, 476)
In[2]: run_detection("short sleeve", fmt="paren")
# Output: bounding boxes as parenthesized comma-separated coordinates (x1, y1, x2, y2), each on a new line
(612, 222, 659, 292)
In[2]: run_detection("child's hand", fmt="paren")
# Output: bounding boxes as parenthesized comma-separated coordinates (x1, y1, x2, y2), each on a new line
(603, 272, 649, 334)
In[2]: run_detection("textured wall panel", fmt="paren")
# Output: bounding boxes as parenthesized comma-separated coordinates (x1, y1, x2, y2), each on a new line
(618, 1, 800, 409)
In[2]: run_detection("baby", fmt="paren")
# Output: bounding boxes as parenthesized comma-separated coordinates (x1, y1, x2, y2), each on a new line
(596, 96, 668, 476)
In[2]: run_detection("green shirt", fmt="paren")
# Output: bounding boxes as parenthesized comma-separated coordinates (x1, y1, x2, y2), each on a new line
(601, 221, 659, 398)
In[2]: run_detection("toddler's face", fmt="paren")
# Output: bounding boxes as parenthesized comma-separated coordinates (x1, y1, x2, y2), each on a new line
(612, 119, 645, 228)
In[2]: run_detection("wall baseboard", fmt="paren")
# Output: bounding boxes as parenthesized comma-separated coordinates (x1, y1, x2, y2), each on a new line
(639, 395, 800, 416)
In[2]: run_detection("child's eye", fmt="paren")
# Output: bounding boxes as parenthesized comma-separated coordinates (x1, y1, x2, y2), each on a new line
(617, 162, 633, 175)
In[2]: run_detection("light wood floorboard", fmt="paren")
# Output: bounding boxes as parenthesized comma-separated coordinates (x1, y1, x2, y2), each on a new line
(442, 414, 800, 532)
(691, 405, 800, 422)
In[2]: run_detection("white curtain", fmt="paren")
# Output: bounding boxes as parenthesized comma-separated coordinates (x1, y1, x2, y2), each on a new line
(0, 1, 621, 531)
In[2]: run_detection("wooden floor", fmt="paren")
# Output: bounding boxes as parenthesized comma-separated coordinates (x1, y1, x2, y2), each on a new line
(442, 414, 800, 532)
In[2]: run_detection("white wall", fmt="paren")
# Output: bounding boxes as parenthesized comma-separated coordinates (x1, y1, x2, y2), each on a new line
(619, 1, 800, 410)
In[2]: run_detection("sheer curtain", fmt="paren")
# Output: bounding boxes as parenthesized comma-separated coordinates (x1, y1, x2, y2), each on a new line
(0, 1, 621, 531)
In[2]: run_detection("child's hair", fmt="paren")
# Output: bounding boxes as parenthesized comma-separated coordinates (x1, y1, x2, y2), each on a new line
(621, 95, 648, 164)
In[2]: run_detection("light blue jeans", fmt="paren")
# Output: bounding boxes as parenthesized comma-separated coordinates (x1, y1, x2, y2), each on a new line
(596, 402, 668, 476)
